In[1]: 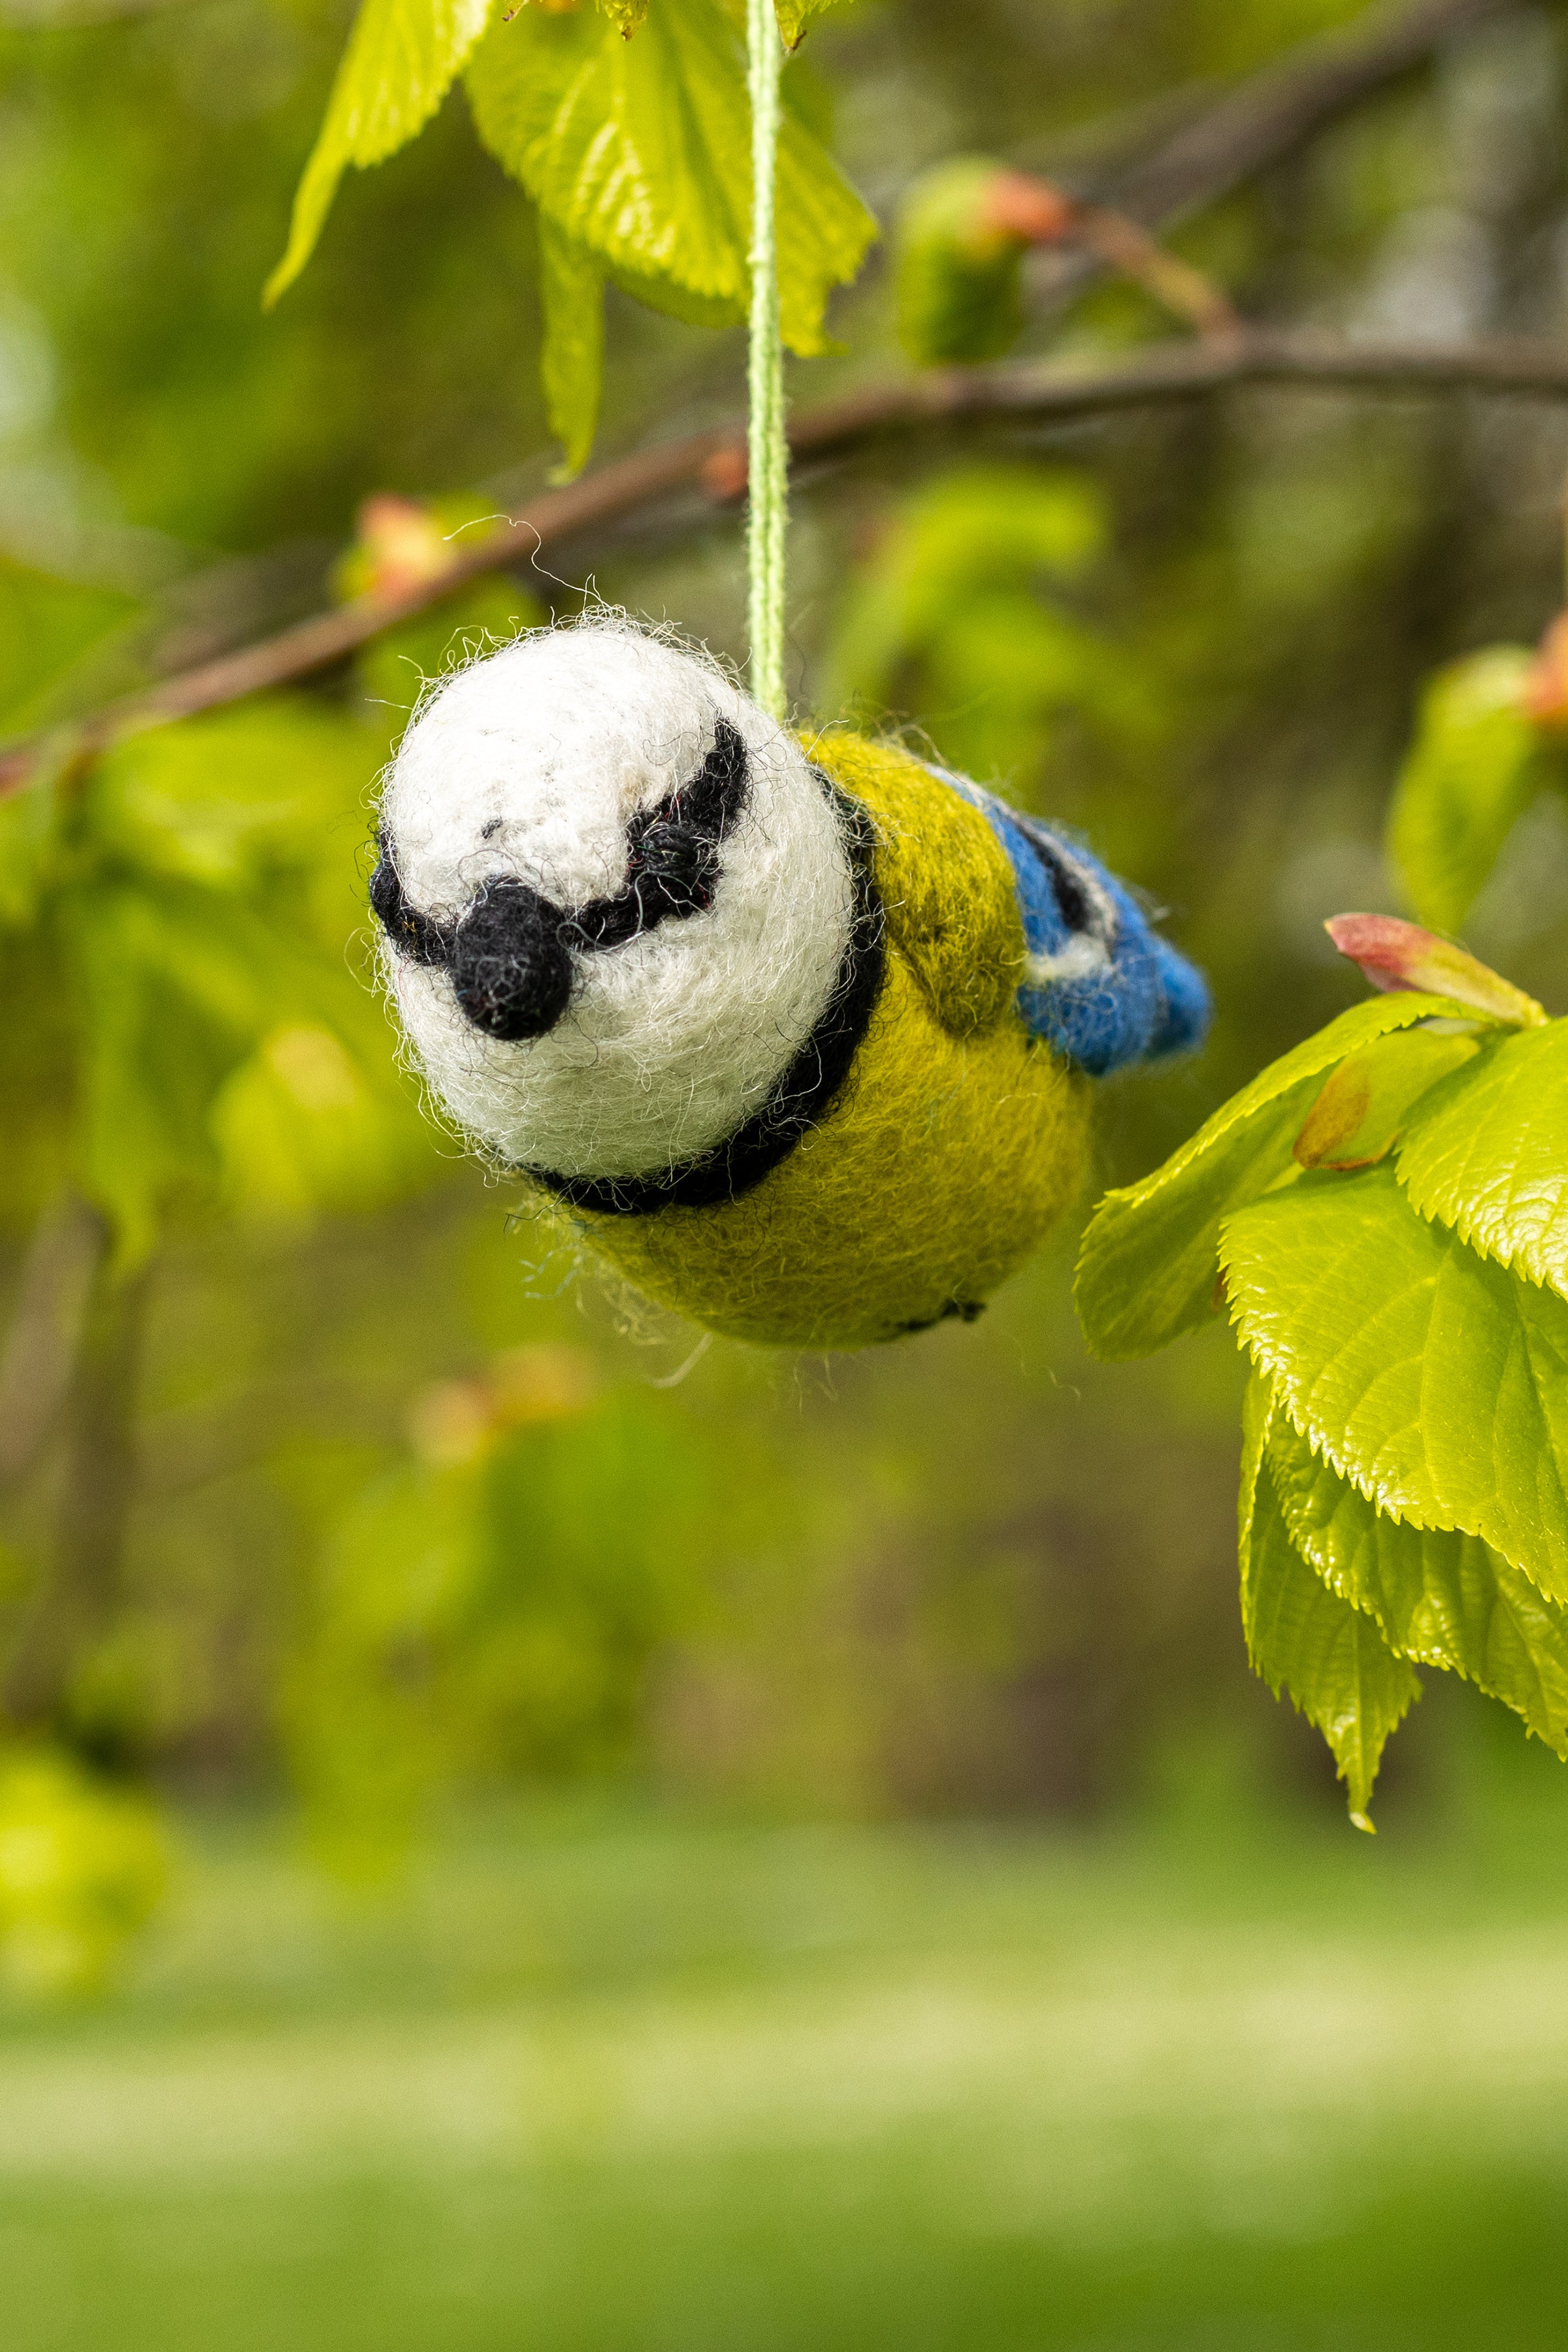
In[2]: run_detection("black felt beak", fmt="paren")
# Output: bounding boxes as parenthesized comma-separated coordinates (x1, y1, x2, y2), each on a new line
(448, 878, 574, 1041)
(368, 856, 574, 1041)
(369, 713, 751, 1047)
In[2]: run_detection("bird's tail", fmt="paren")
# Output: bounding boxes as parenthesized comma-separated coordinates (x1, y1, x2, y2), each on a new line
(939, 770, 1211, 1077)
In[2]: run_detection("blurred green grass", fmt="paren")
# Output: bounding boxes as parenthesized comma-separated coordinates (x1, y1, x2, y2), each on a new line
(8, 1716, 1568, 2350)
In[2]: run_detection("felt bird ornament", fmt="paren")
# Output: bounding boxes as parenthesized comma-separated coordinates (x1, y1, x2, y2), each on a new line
(370, 621, 1209, 1348)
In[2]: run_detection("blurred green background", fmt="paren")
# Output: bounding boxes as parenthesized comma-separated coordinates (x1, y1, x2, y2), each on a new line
(5, 0, 1568, 2340)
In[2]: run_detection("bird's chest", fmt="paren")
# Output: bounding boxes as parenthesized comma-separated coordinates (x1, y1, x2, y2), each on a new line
(556, 948, 1088, 1348)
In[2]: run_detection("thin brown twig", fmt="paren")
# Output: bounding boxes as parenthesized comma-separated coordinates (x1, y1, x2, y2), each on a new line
(1106, 0, 1511, 225)
(0, 0, 1511, 794)
(979, 172, 1243, 342)
(5, 326, 1568, 796)
(1068, 205, 1245, 343)
(4, 1211, 149, 1731)
(1033, 0, 1514, 314)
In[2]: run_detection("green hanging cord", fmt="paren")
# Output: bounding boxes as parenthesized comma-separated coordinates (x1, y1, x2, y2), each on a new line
(746, 0, 788, 721)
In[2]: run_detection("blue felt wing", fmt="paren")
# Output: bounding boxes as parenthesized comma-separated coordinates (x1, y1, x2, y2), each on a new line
(939, 772, 1210, 1077)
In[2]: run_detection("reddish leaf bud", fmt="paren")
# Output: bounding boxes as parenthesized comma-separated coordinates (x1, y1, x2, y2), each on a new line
(980, 170, 1077, 248)
(1325, 913, 1546, 1026)
(1524, 611, 1568, 729)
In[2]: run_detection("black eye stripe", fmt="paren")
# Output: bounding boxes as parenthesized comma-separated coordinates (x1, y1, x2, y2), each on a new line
(368, 849, 450, 967)
(568, 714, 749, 947)
(1011, 811, 1118, 945)
(367, 716, 753, 1037)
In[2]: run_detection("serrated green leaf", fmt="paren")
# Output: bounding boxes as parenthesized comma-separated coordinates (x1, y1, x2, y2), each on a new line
(1292, 1025, 1480, 1169)
(774, 0, 841, 45)
(1237, 1358, 1273, 1582)
(266, 0, 494, 307)
(1240, 1374, 1418, 1824)
(465, 0, 874, 358)
(597, 0, 649, 31)
(1387, 646, 1548, 935)
(1394, 1019, 1568, 1305)
(1075, 993, 1478, 1361)
(538, 214, 604, 481)
(1267, 1413, 1568, 1756)
(601, 255, 740, 327)
(1222, 1162, 1568, 1601)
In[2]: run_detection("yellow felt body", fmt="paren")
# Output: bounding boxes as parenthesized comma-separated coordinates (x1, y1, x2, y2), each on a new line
(811, 728, 1024, 1034)
(561, 732, 1091, 1348)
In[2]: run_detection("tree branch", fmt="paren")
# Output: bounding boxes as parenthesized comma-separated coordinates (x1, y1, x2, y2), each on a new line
(1109, 0, 1511, 226)
(3, 325, 1567, 794)
(0, 0, 1539, 793)
(1026, 0, 1515, 316)
(5, 1215, 150, 1736)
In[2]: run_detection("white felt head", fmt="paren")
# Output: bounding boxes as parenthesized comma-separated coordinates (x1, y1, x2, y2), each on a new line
(378, 620, 855, 1181)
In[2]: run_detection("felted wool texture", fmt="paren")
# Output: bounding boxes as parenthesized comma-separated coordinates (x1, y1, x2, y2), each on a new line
(811, 730, 1025, 1036)
(566, 732, 1092, 1348)
(962, 787, 1211, 1075)
(379, 621, 854, 1181)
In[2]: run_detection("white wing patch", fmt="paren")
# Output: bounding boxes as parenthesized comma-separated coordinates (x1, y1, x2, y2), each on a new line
(1022, 932, 1113, 987)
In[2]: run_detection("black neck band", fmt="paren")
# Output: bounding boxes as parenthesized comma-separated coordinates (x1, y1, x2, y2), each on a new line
(528, 787, 886, 1217)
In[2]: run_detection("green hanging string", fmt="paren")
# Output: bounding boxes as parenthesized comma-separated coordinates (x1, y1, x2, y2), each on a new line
(746, 0, 787, 721)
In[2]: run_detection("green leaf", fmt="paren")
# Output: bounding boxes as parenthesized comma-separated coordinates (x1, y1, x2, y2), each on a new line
(1236, 1355, 1273, 1575)
(0, 561, 135, 738)
(212, 1021, 434, 1228)
(827, 465, 1106, 735)
(0, 1752, 168, 1997)
(1267, 1413, 1568, 1757)
(843, 465, 1104, 668)
(1386, 646, 1549, 935)
(599, 257, 740, 329)
(1240, 1374, 1418, 1825)
(63, 882, 284, 1264)
(823, 463, 1159, 789)
(538, 214, 604, 482)
(894, 157, 1026, 368)
(1075, 994, 1479, 1361)
(90, 701, 382, 890)
(58, 851, 380, 1263)
(265, 0, 495, 307)
(0, 768, 61, 930)
(1395, 1019, 1568, 1305)
(1290, 1025, 1481, 1170)
(774, 0, 843, 46)
(465, 0, 875, 356)
(1222, 1162, 1568, 1601)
